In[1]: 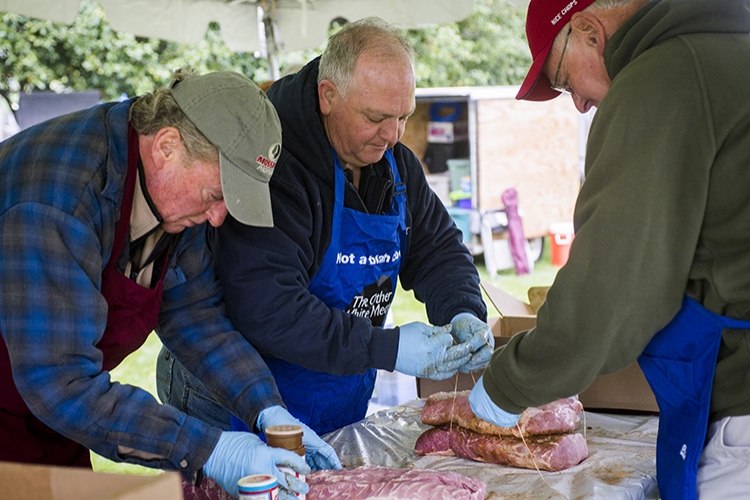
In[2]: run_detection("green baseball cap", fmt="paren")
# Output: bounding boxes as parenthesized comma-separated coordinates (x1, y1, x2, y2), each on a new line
(170, 71, 281, 227)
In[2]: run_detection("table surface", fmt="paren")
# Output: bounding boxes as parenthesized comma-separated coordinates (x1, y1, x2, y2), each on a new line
(323, 399, 660, 500)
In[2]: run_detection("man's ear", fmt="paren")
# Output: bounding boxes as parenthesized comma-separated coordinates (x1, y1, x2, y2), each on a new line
(318, 80, 337, 116)
(571, 12, 608, 56)
(152, 127, 182, 169)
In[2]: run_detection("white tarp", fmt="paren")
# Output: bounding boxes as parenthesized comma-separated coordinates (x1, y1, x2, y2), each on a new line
(0, 0, 476, 53)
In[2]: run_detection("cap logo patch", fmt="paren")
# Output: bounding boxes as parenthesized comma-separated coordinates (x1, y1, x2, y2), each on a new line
(269, 143, 281, 161)
(256, 154, 277, 170)
(551, 0, 577, 25)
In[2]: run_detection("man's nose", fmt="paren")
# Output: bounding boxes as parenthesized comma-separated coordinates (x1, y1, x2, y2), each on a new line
(380, 118, 401, 144)
(572, 94, 592, 114)
(206, 201, 229, 227)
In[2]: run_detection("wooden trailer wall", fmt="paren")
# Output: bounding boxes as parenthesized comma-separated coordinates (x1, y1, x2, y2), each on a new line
(401, 87, 582, 241)
(475, 94, 580, 238)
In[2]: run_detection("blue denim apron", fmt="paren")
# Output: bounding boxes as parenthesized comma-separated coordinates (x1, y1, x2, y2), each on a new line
(235, 150, 407, 436)
(638, 296, 750, 500)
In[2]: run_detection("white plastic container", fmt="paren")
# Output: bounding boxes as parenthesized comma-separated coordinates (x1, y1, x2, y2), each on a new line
(425, 172, 451, 206)
(238, 474, 279, 499)
(265, 425, 306, 499)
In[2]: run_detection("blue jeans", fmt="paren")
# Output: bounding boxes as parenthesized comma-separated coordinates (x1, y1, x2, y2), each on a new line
(155, 346, 232, 430)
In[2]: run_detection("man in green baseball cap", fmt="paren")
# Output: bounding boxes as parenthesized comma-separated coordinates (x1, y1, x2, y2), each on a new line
(169, 71, 281, 227)
(0, 69, 339, 500)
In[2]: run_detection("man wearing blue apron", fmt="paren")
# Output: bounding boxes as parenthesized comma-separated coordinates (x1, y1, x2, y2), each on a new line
(248, 150, 410, 434)
(157, 18, 493, 437)
(468, 0, 750, 498)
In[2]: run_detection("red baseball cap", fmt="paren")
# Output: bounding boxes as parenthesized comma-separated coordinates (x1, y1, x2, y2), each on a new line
(516, 0, 596, 101)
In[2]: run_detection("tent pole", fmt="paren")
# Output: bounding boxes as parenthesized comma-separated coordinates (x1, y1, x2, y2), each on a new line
(259, 1, 281, 81)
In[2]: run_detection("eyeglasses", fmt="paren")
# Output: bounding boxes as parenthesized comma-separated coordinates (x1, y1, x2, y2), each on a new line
(551, 27, 573, 95)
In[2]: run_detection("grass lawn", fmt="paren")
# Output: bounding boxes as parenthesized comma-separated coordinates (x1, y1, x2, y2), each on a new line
(93, 238, 560, 475)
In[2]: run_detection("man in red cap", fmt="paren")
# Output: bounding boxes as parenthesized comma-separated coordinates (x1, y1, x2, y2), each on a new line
(468, 0, 750, 499)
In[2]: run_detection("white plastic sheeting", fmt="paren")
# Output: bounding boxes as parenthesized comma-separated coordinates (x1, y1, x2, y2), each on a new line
(324, 399, 660, 499)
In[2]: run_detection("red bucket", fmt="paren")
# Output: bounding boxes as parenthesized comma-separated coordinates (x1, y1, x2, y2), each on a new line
(549, 222, 575, 266)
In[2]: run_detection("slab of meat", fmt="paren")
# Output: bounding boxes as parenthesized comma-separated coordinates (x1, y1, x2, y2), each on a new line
(307, 466, 485, 500)
(415, 425, 589, 472)
(182, 478, 232, 500)
(421, 391, 583, 437)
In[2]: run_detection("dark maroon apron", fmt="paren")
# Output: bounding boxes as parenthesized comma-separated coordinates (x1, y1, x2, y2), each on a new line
(0, 126, 168, 467)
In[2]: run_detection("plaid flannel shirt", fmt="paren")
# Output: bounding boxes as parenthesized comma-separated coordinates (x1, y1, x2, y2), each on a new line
(0, 100, 282, 474)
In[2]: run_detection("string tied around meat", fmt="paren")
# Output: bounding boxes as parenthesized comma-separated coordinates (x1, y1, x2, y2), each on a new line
(460, 371, 569, 499)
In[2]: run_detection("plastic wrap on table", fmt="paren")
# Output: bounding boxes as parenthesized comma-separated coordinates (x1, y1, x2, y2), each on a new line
(322, 399, 659, 500)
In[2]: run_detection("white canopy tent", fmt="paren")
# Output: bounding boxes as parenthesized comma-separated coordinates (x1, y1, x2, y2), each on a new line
(0, 0, 487, 78)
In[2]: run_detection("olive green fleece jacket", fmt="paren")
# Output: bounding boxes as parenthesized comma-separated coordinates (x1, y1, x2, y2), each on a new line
(484, 0, 750, 422)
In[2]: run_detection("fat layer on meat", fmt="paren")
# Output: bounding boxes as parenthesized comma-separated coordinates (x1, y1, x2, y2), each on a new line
(421, 391, 583, 437)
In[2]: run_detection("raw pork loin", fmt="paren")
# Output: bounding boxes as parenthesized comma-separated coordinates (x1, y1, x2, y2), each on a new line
(415, 425, 588, 472)
(307, 466, 485, 500)
(421, 390, 583, 437)
(417, 391, 588, 472)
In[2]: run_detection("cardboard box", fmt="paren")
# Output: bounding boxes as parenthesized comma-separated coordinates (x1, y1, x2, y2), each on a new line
(417, 281, 659, 413)
(1, 461, 183, 500)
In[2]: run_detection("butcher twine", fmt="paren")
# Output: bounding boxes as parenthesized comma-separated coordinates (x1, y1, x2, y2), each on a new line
(462, 366, 569, 499)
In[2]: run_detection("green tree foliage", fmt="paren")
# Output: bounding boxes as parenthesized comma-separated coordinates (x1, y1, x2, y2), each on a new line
(0, 0, 283, 103)
(0, 0, 530, 107)
(407, 0, 530, 87)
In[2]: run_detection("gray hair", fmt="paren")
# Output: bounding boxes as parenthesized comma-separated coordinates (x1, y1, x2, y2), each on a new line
(129, 69, 218, 165)
(318, 16, 415, 98)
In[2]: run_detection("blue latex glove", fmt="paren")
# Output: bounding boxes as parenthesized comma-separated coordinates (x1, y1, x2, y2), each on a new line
(203, 431, 310, 499)
(450, 313, 495, 372)
(258, 405, 343, 471)
(394, 322, 473, 379)
(469, 375, 522, 428)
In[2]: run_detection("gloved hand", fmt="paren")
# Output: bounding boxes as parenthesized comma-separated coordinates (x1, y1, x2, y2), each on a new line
(450, 313, 495, 372)
(468, 375, 521, 428)
(394, 322, 473, 379)
(258, 405, 342, 471)
(203, 431, 310, 499)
